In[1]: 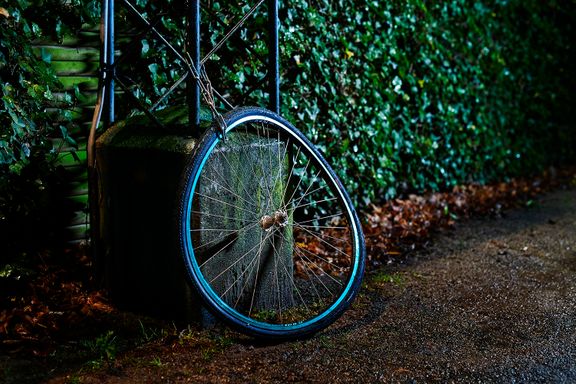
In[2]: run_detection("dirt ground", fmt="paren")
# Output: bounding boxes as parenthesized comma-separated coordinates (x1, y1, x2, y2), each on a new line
(3, 187, 576, 383)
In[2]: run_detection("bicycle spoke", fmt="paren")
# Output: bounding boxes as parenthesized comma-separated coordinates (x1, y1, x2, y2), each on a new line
(193, 221, 259, 252)
(292, 182, 327, 212)
(294, 223, 352, 260)
(190, 227, 246, 232)
(220, 231, 266, 302)
(270, 232, 284, 322)
(254, 123, 276, 214)
(279, 144, 303, 204)
(180, 109, 365, 336)
(205, 235, 266, 283)
(292, 248, 323, 304)
(283, 149, 313, 208)
(225, 245, 261, 301)
(217, 140, 260, 208)
(248, 231, 267, 316)
(279, 255, 309, 314)
(271, 130, 290, 208)
(201, 168, 258, 209)
(294, 243, 348, 282)
(263, 123, 278, 214)
(292, 222, 349, 244)
(290, 196, 338, 212)
(296, 224, 348, 230)
(294, 247, 335, 296)
(291, 166, 322, 202)
(296, 212, 344, 225)
(195, 192, 259, 217)
(189, 210, 249, 224)
(276, 229, 332, 298)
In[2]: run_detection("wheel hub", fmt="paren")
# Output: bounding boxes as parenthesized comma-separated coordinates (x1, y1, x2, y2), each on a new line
(260, 210, 288, 231)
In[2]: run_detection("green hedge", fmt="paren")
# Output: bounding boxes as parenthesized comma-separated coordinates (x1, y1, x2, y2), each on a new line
(116, 0, 576, 206)
(0, 1, 97, 257)
(3, 0, 574, 215)
(278, 0, 576, 204)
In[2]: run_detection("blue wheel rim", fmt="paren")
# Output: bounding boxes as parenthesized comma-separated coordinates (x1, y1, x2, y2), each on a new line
(182, 111, 363, 335)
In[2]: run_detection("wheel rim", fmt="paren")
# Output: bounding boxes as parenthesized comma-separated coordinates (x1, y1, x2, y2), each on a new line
(183, 113, 362, 332)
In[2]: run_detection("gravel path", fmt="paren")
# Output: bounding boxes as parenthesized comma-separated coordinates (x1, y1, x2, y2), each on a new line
(44, 187, 576, 383)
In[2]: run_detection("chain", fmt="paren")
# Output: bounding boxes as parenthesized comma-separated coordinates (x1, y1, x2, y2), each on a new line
(134, 0, 267, 138)
(184, 53, 227, 138)
(182, 0, 267, 139)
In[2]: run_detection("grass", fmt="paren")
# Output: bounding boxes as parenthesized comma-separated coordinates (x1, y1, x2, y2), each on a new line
(149, 356, 163, 367)
(138, 319, 169, 344)
(200, 334, 235, 361)
(371, 271, 405, 287)
(80, 330, 118, 369)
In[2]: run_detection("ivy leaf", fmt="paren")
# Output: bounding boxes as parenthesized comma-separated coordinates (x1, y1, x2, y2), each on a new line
(60, 126, 77, 147)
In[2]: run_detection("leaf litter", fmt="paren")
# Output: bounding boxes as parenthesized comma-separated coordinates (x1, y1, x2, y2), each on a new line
(1, 166, 575, 358)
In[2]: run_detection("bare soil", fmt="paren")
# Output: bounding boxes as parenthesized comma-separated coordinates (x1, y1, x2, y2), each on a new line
(3, 187, 576, 383)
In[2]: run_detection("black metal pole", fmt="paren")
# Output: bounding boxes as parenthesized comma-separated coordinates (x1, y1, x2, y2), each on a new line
(188, 0, 201, 131)
(268, 0, 279, 114)
(105, 0, 115, 125)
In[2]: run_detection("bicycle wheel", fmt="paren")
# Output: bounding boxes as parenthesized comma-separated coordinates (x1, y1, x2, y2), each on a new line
(177, 107, 365, 339)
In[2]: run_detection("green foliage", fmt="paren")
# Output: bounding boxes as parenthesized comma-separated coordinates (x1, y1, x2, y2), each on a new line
(1, 7, 60, 173)
(0, 1, 97, 258)
(81, 330, 118, 368)
(3, 0, 574, 230)
(117, 0, 576, 206)
(0, 1, 97, 171)
(149, 356, 163, 367)
(278, 0, 576, 204)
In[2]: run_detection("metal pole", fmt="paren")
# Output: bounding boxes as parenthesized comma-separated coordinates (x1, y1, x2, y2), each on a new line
(188, 0, 201, 131)
(89, 0, 110, 273)
(105, 0, 115, 125)
(268, 0, 279, 114)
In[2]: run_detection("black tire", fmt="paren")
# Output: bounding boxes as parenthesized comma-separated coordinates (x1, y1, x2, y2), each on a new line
(176, 107, 365, 339)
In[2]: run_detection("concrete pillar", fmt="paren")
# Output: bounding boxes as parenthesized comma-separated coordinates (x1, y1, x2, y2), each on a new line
(95, 119, 292, 321)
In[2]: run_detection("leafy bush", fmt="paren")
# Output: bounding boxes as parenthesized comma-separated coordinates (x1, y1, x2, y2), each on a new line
(0, 2, 96, 258)
(278, 0, 576, 204)
(2, 0, 574, 245)
(1, 9, 61, 173)
(114, 0, 576, 206)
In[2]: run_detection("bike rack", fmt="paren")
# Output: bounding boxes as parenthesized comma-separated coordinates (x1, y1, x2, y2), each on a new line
(89, 0, 280, 158)
(88, 0, 281, 263)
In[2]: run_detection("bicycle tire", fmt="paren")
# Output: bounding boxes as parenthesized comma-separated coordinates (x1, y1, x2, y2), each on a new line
(177, 107, 365, 339)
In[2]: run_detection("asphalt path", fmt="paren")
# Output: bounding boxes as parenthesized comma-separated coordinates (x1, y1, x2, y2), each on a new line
(44, 187, 576, 383)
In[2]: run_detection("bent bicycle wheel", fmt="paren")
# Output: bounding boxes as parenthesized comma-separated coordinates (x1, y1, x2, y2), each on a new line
(177, 107, 365, 339)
